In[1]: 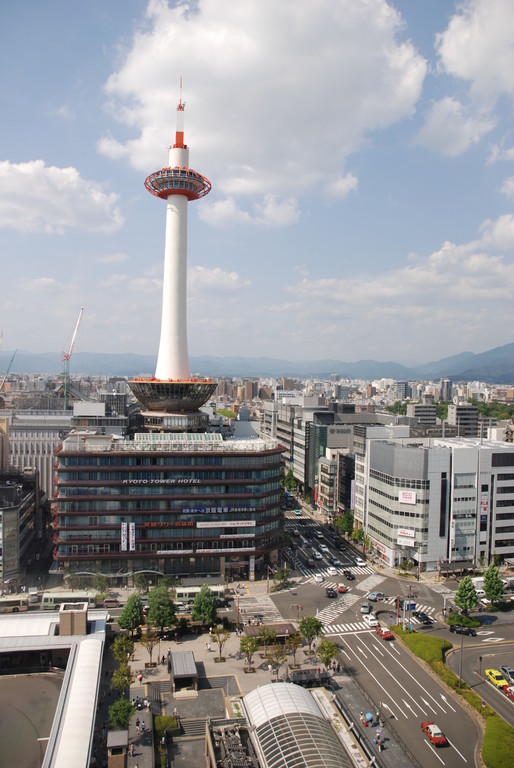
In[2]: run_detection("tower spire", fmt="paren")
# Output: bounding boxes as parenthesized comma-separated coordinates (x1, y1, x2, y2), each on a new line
(174, 76, 185, 149)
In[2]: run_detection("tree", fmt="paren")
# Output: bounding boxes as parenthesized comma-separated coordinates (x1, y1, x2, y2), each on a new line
(265, 644, 287, 680)
(317, 638, 339, 670)
(285, 631, 303, 666)
(352, 528, 365, 544)
(272, 566, 291, 590)
(118, 593, 144, 637)
(191, 585, 218, 626)
(140, 628, 160, 665)
(257, 626, 277, 655)
(336, 510, 354, 536)
(210, 624, 231, 661)
(65, 574, 83, 591)
(133, 572, 149, 593)
(147, 584, 176, 633)
(454, 576, 479, 616)
(112, 634, 134, 665)
(93, 573, 108, 593)
(110, 663, 133, 694)
(283, 469, 297, 492)
(240, 636, 259, 669)
(109, 698, 135, 729)
(484, 563, 504, 604)
(299, 616, 323, 653)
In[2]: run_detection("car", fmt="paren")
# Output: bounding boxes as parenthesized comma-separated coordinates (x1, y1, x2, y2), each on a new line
(368, 591, 385, 602)
(292, 529, 301, 537)
(314, 573, 324, 583)
(449, 624, 477, 637)
(326, 587, 337, 598)
(413, 611, 433, 625)
(294, 509, 302, 516)
(485, 668, 509, 688)
(327, 566, 338, 576)
(303, 539, 312, 548)
(335, 542, 346, 551)
(313, 551, 323, 560)
(343, 570, 355, 580)
(337, 583, 348, 593)
(315, 530, 324, 538)
(354, 557, 366, 567)
(331, 557, 342, 566)
(503, 685, 514, 701)
(305, 531, 313, 540)
(376, 625, 394, 640)
(362, 613, 379, 627)
(319, 544, 329, 552)
(500, 665, 514, 684)
(421, 721, 447, 747)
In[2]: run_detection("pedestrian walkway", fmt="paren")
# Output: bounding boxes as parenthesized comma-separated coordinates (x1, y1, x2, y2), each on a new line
(316, 593, 360, 623)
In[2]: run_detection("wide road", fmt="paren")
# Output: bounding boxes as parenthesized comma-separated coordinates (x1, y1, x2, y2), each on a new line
(446, 637, 514, 727)
(340, 627, 479, 767)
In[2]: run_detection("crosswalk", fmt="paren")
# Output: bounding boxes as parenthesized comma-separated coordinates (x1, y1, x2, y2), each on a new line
(316, 593, 360, 623)
(301, 564, 375, 581)
(237, 594, 283, 624)
(321, 599, 437, 636)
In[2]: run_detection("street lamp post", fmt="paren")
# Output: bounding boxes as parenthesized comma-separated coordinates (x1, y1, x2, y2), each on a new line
(458, 630, 464, 688)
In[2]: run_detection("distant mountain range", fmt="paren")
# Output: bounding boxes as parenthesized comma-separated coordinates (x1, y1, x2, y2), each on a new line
(1, 342, 514, 383)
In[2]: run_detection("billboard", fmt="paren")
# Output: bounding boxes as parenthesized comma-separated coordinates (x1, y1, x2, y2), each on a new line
(120, 522, 128, 552)
(398, 490, 416, 505)
(398, 528, 415, 539)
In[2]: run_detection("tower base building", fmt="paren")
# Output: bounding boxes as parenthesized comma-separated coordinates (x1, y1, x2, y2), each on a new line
(52, 431, 283, 581)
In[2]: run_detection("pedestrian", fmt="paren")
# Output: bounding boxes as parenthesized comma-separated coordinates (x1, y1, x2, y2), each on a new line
(136, 717, 140, 733)
(336, 662, 341, 673)
(205, 642, 209, 651)
(207, 642, 211, 652)
(141, 720, 146, 733)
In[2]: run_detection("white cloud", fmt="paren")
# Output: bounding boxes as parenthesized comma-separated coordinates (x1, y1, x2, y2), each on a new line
(501, 177, 514, 200)
(198, 197, 252, 228)
(16, 277, 62, 293)
(96, 252, 129, 264)
(480, 214, 514, 251)
(189, 266, 250, 294)
(0, 160, 124, 234)
(100, 0, 426, 222)
(436, 0, 514, 104)
(488, 143, 514, 164)
(414, 97, 495, 156)
(324, 173, 358, 200)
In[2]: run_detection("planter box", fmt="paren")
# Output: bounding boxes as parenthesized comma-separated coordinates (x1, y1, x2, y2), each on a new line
(214, 657, 226, 663)
(244, 667, 256, 673)
(144, 662, 157, 668)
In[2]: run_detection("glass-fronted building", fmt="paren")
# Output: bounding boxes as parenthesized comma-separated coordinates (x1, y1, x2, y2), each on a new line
(52, 431, 283, 581)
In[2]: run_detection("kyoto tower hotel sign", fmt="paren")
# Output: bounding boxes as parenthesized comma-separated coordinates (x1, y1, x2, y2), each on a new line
(129, 88, 217, 428)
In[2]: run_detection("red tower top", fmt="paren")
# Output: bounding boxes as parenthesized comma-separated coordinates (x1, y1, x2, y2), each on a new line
(144, 83, 211, 201)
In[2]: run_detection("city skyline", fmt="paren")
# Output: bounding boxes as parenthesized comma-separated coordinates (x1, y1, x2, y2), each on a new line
(1, 0, 514, 366)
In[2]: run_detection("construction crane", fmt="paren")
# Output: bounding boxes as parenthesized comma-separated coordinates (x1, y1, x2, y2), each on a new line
(0, 349, 17, 394)
(62, 308, 84, 411)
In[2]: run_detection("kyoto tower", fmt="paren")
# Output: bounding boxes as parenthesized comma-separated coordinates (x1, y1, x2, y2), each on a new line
(129, 86, 217, 431)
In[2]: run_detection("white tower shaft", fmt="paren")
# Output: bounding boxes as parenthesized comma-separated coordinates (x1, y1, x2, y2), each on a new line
(155, 145, 191, 380)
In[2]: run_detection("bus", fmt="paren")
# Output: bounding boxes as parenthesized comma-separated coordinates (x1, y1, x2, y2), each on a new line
(41, 591, 97, 610)
(174, 584, 226, 606)
(0, 594, 30, 613)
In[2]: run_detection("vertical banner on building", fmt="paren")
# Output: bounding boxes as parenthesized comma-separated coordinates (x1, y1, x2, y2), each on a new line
(129, 522, 136, 552)
(120, 522, 128, 552)
(350, 479, 355, 510)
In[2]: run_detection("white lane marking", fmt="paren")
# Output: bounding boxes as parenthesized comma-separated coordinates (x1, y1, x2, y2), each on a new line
(380, 642, 446, 714)
(482, 637, 504, 643)
(344, 644, 408, 719)
(353, 637, 425, 715)
(440, 694, 456, 713)
(446, 738, 468, 763)
(371, 642, 385, 657)
(476, 630, 494, 635)
(424, 739, 446, 764)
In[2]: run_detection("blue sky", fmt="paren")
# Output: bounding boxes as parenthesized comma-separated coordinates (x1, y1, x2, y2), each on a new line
(1, 0, 514, 367)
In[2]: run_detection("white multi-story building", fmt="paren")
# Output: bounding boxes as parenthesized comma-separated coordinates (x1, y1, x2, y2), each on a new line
(363, 436, 514, 570)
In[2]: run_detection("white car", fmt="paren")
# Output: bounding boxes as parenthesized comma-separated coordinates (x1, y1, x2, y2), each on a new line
(314, 573, 324, 583)
(313, 551, 323, 560)
(362, 613, 379, 627)
(354, 557, 366, 567)
(319, 544, 329, 552)
(327, 566, 338, 576)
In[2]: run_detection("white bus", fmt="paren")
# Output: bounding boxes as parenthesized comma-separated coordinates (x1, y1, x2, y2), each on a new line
(0, 594, 30, 613)
(41, 591, 97, 610)
(174, 584, 226, 606)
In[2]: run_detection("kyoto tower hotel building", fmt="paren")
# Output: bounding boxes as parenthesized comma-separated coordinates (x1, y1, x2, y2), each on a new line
(52, 93, 283, 582)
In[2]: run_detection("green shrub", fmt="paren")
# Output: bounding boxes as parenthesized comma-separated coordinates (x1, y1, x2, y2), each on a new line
(482, 714, 514, 768)
(446, 611, 480, 628)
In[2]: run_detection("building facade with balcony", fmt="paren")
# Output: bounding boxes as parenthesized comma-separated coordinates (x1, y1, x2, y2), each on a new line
(52, 431, 283, 582)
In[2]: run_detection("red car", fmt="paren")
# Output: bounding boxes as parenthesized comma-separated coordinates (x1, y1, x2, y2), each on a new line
(337, 583, 348, 593)
(421, 721, 447, 747)
(376, 625, 394, 640)
(504, 685, 514, 701)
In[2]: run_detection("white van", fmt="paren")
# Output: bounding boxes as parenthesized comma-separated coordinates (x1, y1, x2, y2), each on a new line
(354, 557, 366, 567)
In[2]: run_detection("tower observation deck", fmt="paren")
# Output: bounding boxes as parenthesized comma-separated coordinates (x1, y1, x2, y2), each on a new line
(128, 89, 217, 426)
